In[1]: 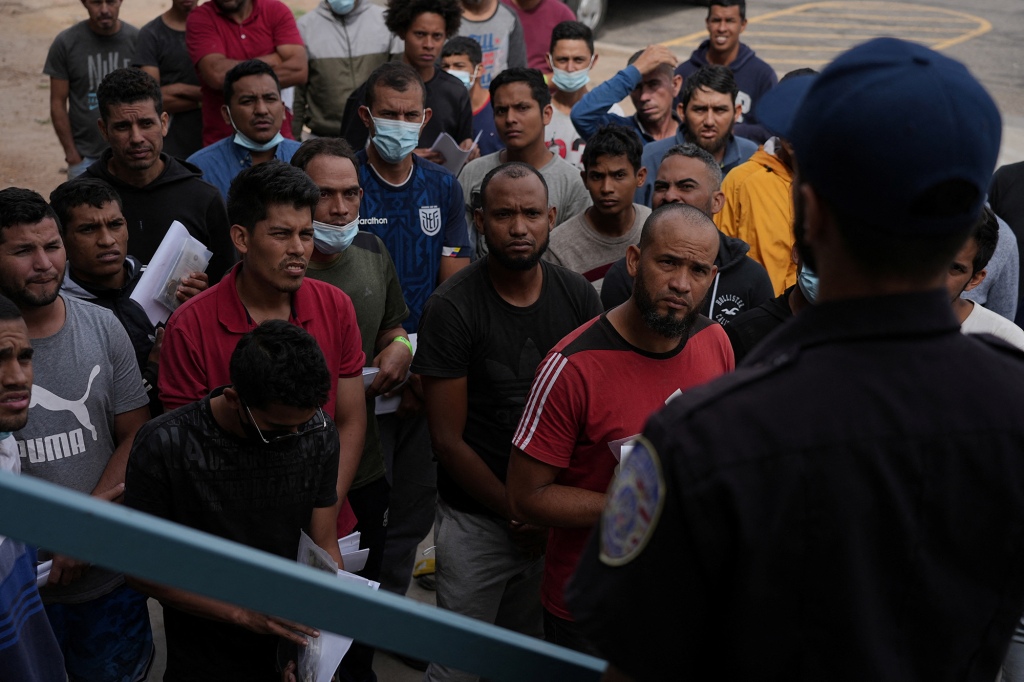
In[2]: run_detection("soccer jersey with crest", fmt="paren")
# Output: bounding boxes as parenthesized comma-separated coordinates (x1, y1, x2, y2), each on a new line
(355, 151, 472, 332)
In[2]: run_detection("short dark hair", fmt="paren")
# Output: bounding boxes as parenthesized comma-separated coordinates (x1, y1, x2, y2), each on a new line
(227, 160, 321, 231)
(479, 162, 549, 211)
(708, 0, 746, 21)
(639, 202, 715, 250)
(0, 294, 22, 322)
(291, 137, 360, 173)
(97, 68, 163, 122)
(365, 61, 427, 110)
(442, 36, 482, 66)
(49, 179, 123, 236)
(385, 0, 461, 38)
(970, 206, 1000, 275)
(682, 65, 739, 107)
(661, 143, 723, 188)
(581, 125, 643, 173)
(223, 59, 281, 105)
(0, 187, 60, 242)
(489, 67, 551, 109)
(230, 320, 331, 410)
(549, 20, 594, 55)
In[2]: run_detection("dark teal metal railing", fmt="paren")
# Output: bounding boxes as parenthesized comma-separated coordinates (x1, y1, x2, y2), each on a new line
(0, 471, 605, 682)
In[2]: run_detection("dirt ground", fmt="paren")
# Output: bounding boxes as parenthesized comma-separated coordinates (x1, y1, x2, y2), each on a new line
(0, 0, 315, 196)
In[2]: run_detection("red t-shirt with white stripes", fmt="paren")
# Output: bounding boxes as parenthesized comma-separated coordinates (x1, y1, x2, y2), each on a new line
(513, 313, 734, 620)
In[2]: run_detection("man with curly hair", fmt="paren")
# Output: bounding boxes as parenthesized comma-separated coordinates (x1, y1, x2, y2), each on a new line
(340, 0, 474, 167)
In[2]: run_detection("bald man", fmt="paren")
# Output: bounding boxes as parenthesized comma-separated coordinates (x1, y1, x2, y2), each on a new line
(506, 203, 735, 653)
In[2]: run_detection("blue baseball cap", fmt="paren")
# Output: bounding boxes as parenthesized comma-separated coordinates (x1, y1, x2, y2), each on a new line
(759, 38, 1001, 235)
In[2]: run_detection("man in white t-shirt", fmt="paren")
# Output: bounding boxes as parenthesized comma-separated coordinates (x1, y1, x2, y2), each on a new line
(947, 206, 1024, 350)
(545, 20, 622, 170)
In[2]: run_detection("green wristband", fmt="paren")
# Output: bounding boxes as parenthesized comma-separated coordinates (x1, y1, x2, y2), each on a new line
(392, 335, 414, 355)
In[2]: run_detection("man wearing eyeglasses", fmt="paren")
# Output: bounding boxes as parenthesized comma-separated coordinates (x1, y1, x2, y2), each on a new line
(159, 160, 368, 537)
(126, 320, 343, 682)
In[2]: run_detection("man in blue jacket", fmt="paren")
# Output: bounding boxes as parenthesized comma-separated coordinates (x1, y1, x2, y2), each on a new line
(673, 0, 777, 144)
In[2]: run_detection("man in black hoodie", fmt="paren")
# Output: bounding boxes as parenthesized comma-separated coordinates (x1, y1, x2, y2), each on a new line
(601, 143, 773, 326)
(85, 68, 235, 282)
(51, 177, 208, 415)
(672, 0, 777, 144)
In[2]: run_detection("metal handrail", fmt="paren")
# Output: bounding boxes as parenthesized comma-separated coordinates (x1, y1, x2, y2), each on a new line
(0, 471, 605, 682)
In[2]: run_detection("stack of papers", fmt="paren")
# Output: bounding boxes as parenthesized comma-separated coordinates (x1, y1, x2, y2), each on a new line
(296, 532, 380, 682)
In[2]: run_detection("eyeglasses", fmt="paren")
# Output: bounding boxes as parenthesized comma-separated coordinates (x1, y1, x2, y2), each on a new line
(241, 402, 329, 445)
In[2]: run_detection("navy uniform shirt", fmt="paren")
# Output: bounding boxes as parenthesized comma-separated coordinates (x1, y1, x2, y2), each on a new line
(568, 290, 1024, 681)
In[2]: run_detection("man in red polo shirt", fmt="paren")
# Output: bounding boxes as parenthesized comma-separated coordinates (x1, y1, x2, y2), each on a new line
(186, 0, 307, 146)
(159, 161, 367, 520)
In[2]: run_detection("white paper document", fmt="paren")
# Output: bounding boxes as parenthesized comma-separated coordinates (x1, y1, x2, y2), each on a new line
(36, 560, 52, 588)
(296, 532, 380, 682)
(337, 532, 369, 573)
(129, 220, 212, 326)
(429, 132, 473, 175)
(362, 368, 380, 389)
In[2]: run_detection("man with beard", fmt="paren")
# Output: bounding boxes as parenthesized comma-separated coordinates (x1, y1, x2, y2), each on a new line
(602, 143, 773, 327)
(637, 65, 756, 206)
(568, 39, 1024, 681)
(0, 187, 153, 681)
(413, 162, 601, 682)
(672, 0, 777, 145)
(84, 68, 235, 282)
(506, 202, 734, 654)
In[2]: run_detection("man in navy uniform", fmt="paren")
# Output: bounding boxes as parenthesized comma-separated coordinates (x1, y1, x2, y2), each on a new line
(568, 38, 1024, 681)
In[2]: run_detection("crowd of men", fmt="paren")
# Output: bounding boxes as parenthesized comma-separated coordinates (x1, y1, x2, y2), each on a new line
(5, 0, 1024, 680)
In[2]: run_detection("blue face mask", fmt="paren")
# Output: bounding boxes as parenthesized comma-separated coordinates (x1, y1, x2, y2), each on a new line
(0, 433, 10, 443)
(326, 0, 355, 14)
(369, 115, 422, 164)
(797, 264, 819, 304)
(548, 55, 594, 93)
(447, 69, 474, 89)
(228, 111, 284, 152)
(313, 215, 359, 254)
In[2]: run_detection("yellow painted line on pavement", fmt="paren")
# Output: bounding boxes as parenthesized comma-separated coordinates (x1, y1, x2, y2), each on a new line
(745, 30, 885, 40)
(761, 21, 977, 33)
(796, 11, 978, 23)
(660, 0, 825, 48)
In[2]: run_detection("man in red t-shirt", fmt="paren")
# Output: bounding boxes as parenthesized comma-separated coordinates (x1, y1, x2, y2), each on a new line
(159, 161, 367, 529)
(508, 202, 734, 653)
(500, 0, 575, 73)
(186, 0, 307, 146)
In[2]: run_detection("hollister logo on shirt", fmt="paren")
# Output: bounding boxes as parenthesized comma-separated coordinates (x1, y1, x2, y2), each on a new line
(419, 206, 442, 236)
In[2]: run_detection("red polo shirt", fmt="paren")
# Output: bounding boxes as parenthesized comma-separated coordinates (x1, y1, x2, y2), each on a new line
(159, 263, 365, 413)
(186, 0, 302, 146)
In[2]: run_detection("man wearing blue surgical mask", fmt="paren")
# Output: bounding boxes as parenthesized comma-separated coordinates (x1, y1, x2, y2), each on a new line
(294, 0, 402, 140)
(187, 60, 301, 200)
(353, 61, 473, 612)
(292, 137, 412, 682)
(546, 21, 622, 171)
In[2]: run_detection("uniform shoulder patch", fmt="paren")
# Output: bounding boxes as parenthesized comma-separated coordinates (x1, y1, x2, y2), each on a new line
(599, 436, 666, 567)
